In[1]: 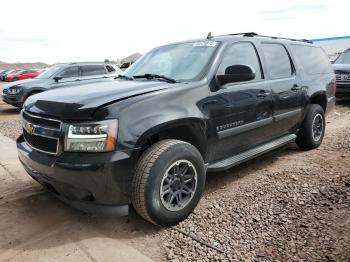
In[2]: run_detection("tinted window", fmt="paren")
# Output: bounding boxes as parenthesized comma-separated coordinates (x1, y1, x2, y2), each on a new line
(106, 65, 115, 72)
(291, 45, 333, 74)
(60, 66, 79, 78)
(262, 43, 293, 79)
(335, 51, 350, 64)
(81, 65, 106, 76)
(218, 42, 263, 80)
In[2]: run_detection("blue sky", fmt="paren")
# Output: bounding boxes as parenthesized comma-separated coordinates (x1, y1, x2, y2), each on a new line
(0, 0, 347, 64)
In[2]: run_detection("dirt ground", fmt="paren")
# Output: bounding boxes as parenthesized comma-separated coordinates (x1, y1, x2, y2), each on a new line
(0, 81, 349, 261)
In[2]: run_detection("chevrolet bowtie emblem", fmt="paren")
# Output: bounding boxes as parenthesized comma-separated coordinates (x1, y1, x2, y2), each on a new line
(24, 121, 35, 135)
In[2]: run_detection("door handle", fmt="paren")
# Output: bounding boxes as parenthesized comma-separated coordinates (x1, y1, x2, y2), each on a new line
(256, 90, 270, 98)
(291, 84, 301, 91)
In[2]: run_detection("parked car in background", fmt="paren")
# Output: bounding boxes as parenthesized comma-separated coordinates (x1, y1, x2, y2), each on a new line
(0, 69, 19, 81)
(332, 48, 350, 98)
(119, 62, 133, 70)
(17, 33, 335, 226)
(5, 69, 42, 82)
(0, 70, 11, 80)
(1, 62, 122, 107)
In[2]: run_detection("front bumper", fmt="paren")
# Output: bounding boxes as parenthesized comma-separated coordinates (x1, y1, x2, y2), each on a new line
(335, 83, 350, 98)
(17, 135, 138, 206)
(1, 92, 23, 107)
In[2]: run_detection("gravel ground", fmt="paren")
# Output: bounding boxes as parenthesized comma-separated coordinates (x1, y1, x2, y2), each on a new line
(159, 102, 350, 261)
(0, 102, 349, 261)
(0, 119, 22, 140)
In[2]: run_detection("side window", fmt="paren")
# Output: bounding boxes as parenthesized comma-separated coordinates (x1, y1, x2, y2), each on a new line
(218, 42, 263, 81)
(60, 66, 79, 78)
(290, 45, 332, 75)
(261, 43, 293, 79)
(106, 65, 115, 72)
(81, 65, 107, 77)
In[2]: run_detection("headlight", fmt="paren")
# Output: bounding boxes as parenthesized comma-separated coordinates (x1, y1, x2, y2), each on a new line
(8, 87, 21, 94)
(65, 119, 118, 152)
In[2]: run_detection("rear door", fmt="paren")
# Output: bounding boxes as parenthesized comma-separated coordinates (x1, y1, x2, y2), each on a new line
(208, 41, 274, 162)
(80, 64, 108, 83)
(260, 42, 303, 137)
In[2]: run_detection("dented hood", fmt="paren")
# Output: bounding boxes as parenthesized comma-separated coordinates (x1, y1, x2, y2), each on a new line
(23, 79, 171, 119)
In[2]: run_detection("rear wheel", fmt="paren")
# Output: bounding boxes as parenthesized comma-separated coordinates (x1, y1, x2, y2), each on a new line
(296, 104, 325, 150)
(132, 139, 205, 226)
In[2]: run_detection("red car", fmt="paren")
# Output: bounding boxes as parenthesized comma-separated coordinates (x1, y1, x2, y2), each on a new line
(5, 69, 42, 82)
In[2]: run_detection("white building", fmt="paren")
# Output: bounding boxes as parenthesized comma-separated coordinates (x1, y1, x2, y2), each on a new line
(312, 36, 350, 60)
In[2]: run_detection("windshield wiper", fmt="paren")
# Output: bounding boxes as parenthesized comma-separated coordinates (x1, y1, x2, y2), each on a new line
(115, 74, 134, 80)
(133, 74, 177, 83)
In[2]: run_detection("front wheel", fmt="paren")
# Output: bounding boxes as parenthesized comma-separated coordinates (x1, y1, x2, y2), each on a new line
(296, 104, 325, 150)
(132, 139, 205, 226)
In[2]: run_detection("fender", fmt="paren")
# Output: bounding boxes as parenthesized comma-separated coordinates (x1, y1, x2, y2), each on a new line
(134, 117, 208, 159)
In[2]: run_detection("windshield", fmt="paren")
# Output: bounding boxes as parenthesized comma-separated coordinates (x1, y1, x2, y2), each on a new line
(37, 65, 63, 79)
(124, 41, 219, 81)
(335, 51, 350, 64)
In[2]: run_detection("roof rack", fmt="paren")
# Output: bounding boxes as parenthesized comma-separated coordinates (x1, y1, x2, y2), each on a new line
(218, 32, 312, 43)
(222, 32, 258, 37)
(257, 34, 313, 43)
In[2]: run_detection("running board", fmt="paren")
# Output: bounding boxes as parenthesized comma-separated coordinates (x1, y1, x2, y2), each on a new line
(207, 134, 297, 172)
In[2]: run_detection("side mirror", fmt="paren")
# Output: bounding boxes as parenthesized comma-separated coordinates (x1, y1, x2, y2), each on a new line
(216, 64, 255, 86)
(53, 76, 62, 82)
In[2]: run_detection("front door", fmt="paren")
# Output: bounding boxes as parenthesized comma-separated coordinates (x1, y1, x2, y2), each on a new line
(260, 43, 303, 137)
(50, 66, 81, 89)
(207, 41, 274, 162)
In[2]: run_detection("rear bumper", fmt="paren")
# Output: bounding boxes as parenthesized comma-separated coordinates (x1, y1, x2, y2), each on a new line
(17, 135, 139, 207)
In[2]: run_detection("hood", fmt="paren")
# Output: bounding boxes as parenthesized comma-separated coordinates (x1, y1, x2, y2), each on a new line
(332, 64, 350, 74)
(3, 78, 47, 89)
(24, 80, 172, 119)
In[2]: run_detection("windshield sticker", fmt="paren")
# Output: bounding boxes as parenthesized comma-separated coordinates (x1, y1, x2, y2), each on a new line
(193, 41, 218, 47)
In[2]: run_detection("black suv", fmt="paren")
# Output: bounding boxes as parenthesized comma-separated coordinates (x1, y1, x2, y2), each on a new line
(1, 62, 122, 108)
(17, 33, 335, 226)
(332, 48, 350, 98)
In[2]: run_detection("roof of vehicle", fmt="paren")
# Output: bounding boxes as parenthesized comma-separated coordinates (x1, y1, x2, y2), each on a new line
(213, 32, 313, 44)
(164, 32, 315, 47)
(53, 62, 118, 67)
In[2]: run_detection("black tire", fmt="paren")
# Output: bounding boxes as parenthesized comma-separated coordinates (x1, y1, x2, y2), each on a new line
(132, 139, 205, 226)
(296, 104, 325, 150)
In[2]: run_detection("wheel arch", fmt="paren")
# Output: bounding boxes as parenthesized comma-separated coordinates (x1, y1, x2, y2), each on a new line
(23, 88, 44, 101)
(309, 91, 327, 112)
(135, 118, 208, 162)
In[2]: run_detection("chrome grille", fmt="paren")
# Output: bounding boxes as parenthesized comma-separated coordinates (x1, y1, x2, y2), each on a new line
(336, 74, 350, 82)
(22, 111, 62, 155)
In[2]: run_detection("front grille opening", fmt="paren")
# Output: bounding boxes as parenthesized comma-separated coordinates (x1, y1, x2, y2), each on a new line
(23, 129, 58, 154)
(23, 111, 61, 130)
